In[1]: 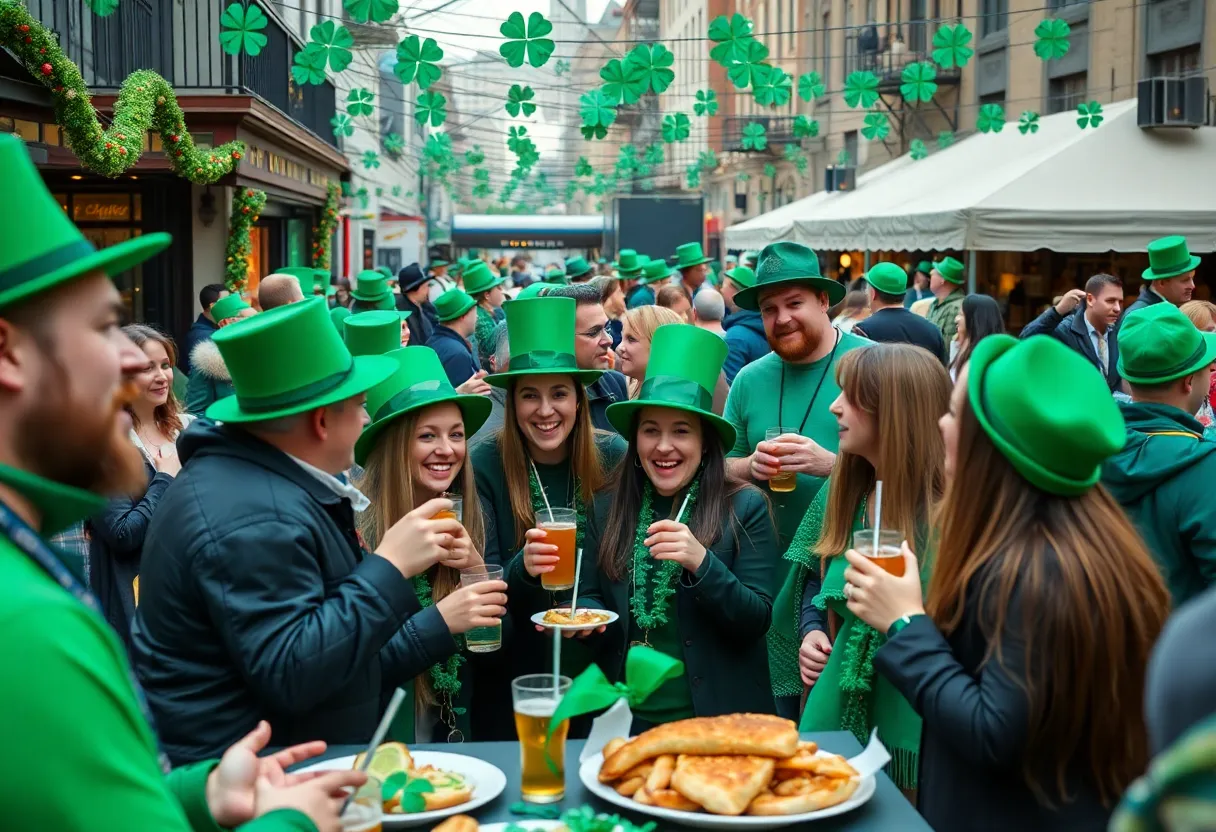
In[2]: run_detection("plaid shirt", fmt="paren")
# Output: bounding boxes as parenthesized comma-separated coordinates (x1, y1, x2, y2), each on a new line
(49, 521, 91, 583)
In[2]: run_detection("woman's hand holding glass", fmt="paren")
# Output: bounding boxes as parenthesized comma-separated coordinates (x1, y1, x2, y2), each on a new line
(842, 542, 925, 634)
(436, 580, 509, 635)
(522, 527, 560, 577)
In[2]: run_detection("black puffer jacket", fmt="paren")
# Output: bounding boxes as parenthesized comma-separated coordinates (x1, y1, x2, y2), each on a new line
(131, 420, 457, 764)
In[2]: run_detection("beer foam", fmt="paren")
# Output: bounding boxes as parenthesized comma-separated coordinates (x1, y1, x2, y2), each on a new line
(539, 522, 576, 531)
(516, 697, 560, 718)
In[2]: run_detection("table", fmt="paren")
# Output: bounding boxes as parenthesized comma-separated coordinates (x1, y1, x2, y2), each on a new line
(313, 732, 932, 830)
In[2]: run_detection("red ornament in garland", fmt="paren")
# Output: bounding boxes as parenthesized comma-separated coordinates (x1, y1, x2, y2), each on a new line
(104, 142, 112, 149)
(232, 151, 242, 160)
(18, 24, 28, 32)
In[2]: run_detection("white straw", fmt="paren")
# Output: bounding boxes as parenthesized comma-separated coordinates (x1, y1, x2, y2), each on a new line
(568, 548, 584, 619)
(552, 626, 561, 701)
(530, 458, 555, 523)
(872, 481, 884, 555)
(344, 687, 406, 811)
(674, 489, 693, 525)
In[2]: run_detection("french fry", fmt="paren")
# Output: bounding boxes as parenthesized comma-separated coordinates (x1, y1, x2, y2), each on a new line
(648, 788, 702, 812)
(603, 737, 628, 759)
(616, 776, 644, 797)
(646, 754, 675, 792)
(634, 787, 654, 805)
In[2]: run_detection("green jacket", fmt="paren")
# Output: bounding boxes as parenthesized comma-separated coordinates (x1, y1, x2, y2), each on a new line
(1101, 401, 1216, 607)
(927, 288, 965, 344)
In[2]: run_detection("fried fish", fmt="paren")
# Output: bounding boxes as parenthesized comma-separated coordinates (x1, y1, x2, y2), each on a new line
(599, 714, 799, 781)
(669, 754, 776, 816)
(746, 773, 860, 815)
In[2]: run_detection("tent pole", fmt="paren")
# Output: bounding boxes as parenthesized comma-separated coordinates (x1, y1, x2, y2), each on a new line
(967, 251, 977, 294)
(863, 251, 871, 272)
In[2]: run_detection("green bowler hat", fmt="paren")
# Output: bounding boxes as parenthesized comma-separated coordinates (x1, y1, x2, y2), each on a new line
(640, 258, 675, 285)
(487, 297, 604, 388)
(724, 266, 756, 290)
(1118, 303, 1216, 386)
(463, 260, 505, 295)
(344, 310, 403, 357)
(434, 288, 477, 323)
(544, 268, 569, 285)
(613, 249, 645, 277)
(735, 242, 844, 311)
(211, 293, 251, 322)
(329, 306, 351, 331)
(514, 282, 550, 300)
(865, 262, 908, 295)
(932, 256, 965, 285)
(351, 270, 392, 302)
(674, 241, 712, 269)
(565, 255, 593, 279)
(969, 334, 1125, 496)
(355, 346, 493, 466)
(0, 134, 172, 311)
(1142, 235, 1202, 281)
(207, 297, 396, 424)
(915, 260, 933, 276)
(607, 324, 734, 447)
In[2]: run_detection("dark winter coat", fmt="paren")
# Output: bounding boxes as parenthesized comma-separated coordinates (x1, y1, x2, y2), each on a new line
(184, 339, 234, 417)
(853, 306, 948, 365)
(399, 295, 437, 345)
(586, 370, 630, 432)
(180, 314, 217, 376)
(722, 309, 770, 384)
(627, 285, 655, 309)
(427, 325, 479, 388)
(1124, 284, 1166, 317)
(1019, 305, 1121, 391)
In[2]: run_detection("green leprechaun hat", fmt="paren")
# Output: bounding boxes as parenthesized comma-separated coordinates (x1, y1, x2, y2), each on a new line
(329, 306, 351, 331)
(429, 259, 450, 271)
(463, 260, 505, 296)
(613, 249, 646, 277)
(351, 270, 391, 302)
(674, 241, 712, 270)
(210, 293, 252, 323)
(434, 288, 477, 323)
(544, 268, 569, 285)
(273, 266, 324, 296)
(565, 256, 593, 280)
(916, 260, 933, 276)
(343, 310, 403, 357)
(1142, 235, 1202, 281)
(968, 334, 1124, 496)
(640, 258, 675, 285)
(0, 134, 172, 311)
(932, 256, 965, 285)
(487, 297, 603, 388)
(735, 242, 843, 311)
(1117, 303, 1216, 386)
(514, 282, 550, 300)
(355, 346, 493, 466)
(607, 324, 734, 447)
(865, 262, 908, 295)
(724, 265, 756, 290)
(207, 297, 396, 423)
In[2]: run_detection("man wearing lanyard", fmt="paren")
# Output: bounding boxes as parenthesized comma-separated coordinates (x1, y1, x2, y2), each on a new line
(0, 135, 362, 830)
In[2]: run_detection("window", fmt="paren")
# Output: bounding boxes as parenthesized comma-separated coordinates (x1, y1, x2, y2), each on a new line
(843, 130, 858, 165)
(777, 0, 783, 55)
(979, 0, 1007, 36)
(1048, 0, 1087, 9)
(788, 0, 796, 52)
(1149, 46, 1202, 78)
(1047, 72, 1087, 114)
(821, 10, 831, 93)
(979, 91, 1005, 107)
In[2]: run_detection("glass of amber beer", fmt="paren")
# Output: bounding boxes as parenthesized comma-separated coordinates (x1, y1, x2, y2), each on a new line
(513, 674, 572, 803)
(432, 494, 463, 522)
(853, 529, 906, 577)
(765, 427, 799, 493)
(538, 508, 578, 591)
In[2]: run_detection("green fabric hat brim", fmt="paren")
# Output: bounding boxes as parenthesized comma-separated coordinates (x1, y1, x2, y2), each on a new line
(617, 268, 644, 278)
(0, 232, 172, 311)
(355, 390, 493, 467)
(676, 256, 713, 268)
(640, 266, 676, 285)
(567, 265, 592, 279)
(1119, 330, 1216, 385)
(430, 260, 450, 269)
(206, 353, 397, 424)
(350, 287, 388, 302)
(733, 276, 845, 311)
(1142, 254, 1202, 281)
(606, 399, 735, 449)
(468, 275, 506, 296)
(437, 295, 477, 323)
(486, 366, 604, 390)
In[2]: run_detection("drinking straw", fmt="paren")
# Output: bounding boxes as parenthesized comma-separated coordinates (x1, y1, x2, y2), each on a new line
(529, 458, 555, 524)
(675, 489, 693, 525)
(872, 480, 884, 555)
(344, 687, 406, 812)
(569, 548, 584, 618)
(552, 627, 561, 702)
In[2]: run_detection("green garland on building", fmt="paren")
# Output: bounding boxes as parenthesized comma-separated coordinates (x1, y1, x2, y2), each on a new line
(312, 182, 341, 269)
(0, 1, 244, 184)
(224, 187, 267, 293)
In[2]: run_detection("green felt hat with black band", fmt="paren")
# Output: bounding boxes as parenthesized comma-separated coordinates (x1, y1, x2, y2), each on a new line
(865, 262, 908, 295)
(211, 293, 252, 323)
(207, 297, 396, 424)
(915, 260, 933, 276)
(486, 296, 603, 388)
(0, 134, 172, 311)
(344, 310, 403, 356)
(640, 258, 675, 285)
(735, 242, 844, 311)
(565, 256, 593, 279)
(434, 288, 477, 323)
(1118, 303, 1216, 386)
(968, 334, 1124, 496)
(613, 249, 646, 277)
(351, 270, 392, 302)
(932, 256, 965, 285)
(354, 345, 493, 466)
(1142, 235, 1202, 281)
(463, 260, 505, 296)
(724, 266, 756, 290)
(674, 241, 712, 270)
(544, 268, 569, 285)
(607, 324, 735, 447)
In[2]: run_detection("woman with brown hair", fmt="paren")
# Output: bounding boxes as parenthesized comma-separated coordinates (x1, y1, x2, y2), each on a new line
(842, 334, 1170, 830)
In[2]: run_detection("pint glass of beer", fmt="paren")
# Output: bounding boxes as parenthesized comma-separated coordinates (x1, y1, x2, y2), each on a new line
(512, 674, 572, 803)
(339, 776, 383, 832)
(765, 427, 799, 493)
(538, 508, 578, 591)
(460, 564, 504, 653)
(853, 529, 906, 577)
(432, 494, 463, 522)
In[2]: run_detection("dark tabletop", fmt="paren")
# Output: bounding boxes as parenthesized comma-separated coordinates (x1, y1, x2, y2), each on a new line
(313, 731, 932, 830)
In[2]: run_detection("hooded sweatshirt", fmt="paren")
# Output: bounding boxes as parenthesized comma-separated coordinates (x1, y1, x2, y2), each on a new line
(1101, 400, 1216, 607)
(722, 309, 770, 384)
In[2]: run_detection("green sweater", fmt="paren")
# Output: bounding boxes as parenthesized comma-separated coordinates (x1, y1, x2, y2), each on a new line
(927, 288, 965, 344)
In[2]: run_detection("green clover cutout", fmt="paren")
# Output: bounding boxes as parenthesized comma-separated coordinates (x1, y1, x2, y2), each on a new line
(661, 112, 691, 143)
(698, 149, 718, 171)
(644, 143, 665, 165)
(694, 89, 719, 116)
(843, 71, 880, 109)
(575, 156, 594, 177)
(1018, 111, 1040, 134)
(737, 171, 751, 182)
(343, 0, 397, 24)
(763, 163, 777, 179)
(381, 773, 435, 814)
(741, 121, 767, 151)
(308, 21, 354, 72)
(932, 24, 974, 69)
(937, 130, 955, 149)
(506, 85, 537, 118)
(415, 90, 447, 128)
(554, 59, 571, 76)
(466, 146, 485, 165)
(686, 164, 702, 189)
(473, 182, 492, 199)
(362, 150, 380, 170)
(219, 3, 268, 57)
(910, 138, 928, 160)
(861, 111, 891, 141)
(473, 168, 490, 182)
(330, 112, 354, 139)
(395, 35, 444, 90)
(425, 133, 451, 159)
(793, 115, 819, 138)
(797, 71, 825, 102)
(347, 88, 375, 117)
(1033, 18, 1071, 61)
(499, 11, 555, 68)
(628, 44, 676, 95)
(85, 0, 119, 16)
(707, 13, 755, 64)
(383, 133, 405, 156)
(507, 126, 529, 153)
(900, 62, 938, 104)
(355, 187, 369, 209)
(579, 89, 617, 138)
(291, 45, 328, 86)
(782, 143, 800, 162)
(752, 65, 792, 107)
(599, 58, 648, 106)
(1076, 101, 1103, 129)
(391, 185, 402, 197)
(726, 40, 770, 88)
(976, 103, 1006, 133)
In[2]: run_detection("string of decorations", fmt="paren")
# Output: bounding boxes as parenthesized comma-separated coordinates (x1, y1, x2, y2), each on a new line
(312, 183, 341, 270)
(224, 188, 267, 294)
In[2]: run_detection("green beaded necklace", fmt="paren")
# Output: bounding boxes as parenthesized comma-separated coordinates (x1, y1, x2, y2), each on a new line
(630, 478, 701, 632)
(410, 571, 465, 715)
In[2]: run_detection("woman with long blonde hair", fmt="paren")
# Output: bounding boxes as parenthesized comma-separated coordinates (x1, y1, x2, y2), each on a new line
(616, 305, 685, 398)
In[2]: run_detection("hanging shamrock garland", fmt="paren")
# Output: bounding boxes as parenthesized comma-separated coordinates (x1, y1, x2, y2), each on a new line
(415, 90, 447, 127)
(793, 115, 819, 138)
(505, 84, 537, 118)
(343, 0, 398, 25)
(224, 188, 267, 293)
(932, 24, 974, 69)
(499, 11, 555, 68)
(396, 35, 444, 88)
(1076, 101, 1103, 129)
(600, 57, 647, 106)
(752, 65, 792, 107)
(347, 88, 375, 117)
(900, 62, 938, 104)
(861, 111, 891, 141)
(694, 89, 718, 116)
(1018, 111, 1040, 134)
(708, 13, 754, 63)
(741, 122, 767, 151)
(976, 103, 1006, 133)
(798, 71, 825, 102)
(85, 0, 120, 16)
(579, 89, 617, 140)
(661, 112, 691, 143)
(312, 183, 341, 270)
(909, 138, 928, 160)
(937, 130, 955, 149)
(219, 3, 268, 57)
(1034, 19, 1071, 61)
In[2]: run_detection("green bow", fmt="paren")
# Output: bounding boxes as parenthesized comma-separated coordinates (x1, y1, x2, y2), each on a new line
(548, 646, 684, 745)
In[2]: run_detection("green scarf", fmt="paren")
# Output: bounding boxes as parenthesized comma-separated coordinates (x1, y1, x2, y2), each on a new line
(474, 304, 497, 360)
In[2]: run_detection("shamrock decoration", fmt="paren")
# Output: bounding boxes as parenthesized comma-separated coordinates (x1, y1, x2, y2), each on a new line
(84, 0, 120, 16)
(291, 46, 328, 86)
(391, 185, 402, 197)
(837, 149, 851, 166)
(415, 90, 447, 128)
(694, 89, 719, 116)
(737, 171, 751, 182)
(662, 112, 691, 143)
(628, 44, 676, 94)
(763, 163, 777, 178)
(1076, 101, 1103, 129)
(382, 773, 435, 814)
(698, 149, 719, 171)
(861, 111, 891, 141)
(425, 133, 452, 160)
(579, 90, 617, 140)
(330, 112, 354, 139)
(792, 114, 819, 138)
(506, 85, 537, 118)
(686, 164, 701, 189)
(707, 13, 755, 64)
(900, 62, 938, 104)
(383, 133, 405, 156)
(937, 130, 955, 149)
(797, 71, 825, 102)
(932, 24, 974, 69)
(465, 146, 485, 165)
(741, 121, 767, 151)
(910, 138, 928, 160)
(843, 71, 880, 109)
(574, 156, 594, 177)
(644, 143, 665, 165)
(346, 88, 375, 117)
(752, 65, 792, 107)
(507, 126, 531, 154)
(308, 21, 354, 72)
(1018, 111, 1040, 134)
(395, 35, 444, 90)
(343, 0, 397, 24)
(976, 103, 1006, 133)
(219, 3, 268, 57)
(554, 59, 571, 76)
(1033, 18, 1071, 61)
(499, 11, 555, 68)
(362, 150, 380, 170)
(726, 40, 770, 88)
(599, 58, 648, 106)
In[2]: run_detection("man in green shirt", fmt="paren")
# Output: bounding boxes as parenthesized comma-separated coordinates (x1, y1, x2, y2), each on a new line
(926, 255, 967, 344)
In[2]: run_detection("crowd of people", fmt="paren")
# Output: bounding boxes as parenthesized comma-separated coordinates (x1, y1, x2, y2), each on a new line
(3, 127, 1215, 831)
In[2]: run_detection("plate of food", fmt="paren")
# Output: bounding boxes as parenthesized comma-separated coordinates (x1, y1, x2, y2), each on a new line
(531, 607, 619, 630)
(295, 741, 506, 828)
(578, 714, 876, 829)
(432, 806, 655, 832)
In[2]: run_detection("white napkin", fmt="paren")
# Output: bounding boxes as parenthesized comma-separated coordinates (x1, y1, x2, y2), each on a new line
(848, 729, 891, 778)
(580, 699, 634, 763)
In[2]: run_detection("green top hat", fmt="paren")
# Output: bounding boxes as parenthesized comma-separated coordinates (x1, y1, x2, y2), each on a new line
(613, 249, 646, 277)
(865, 262, 908, 295)
(640, 258, 675, 285)
(0, 134, 172, 311)
(565, 256, 593, 279)
(434, 288, 477, 323)
(463, 260, 505, 296)
(607, 324, 735, 447)
(674, 241, 712, 269)
(544, 268, 569, 285)
(207, 297, 396, 424)
(724, 266, 756, 290)
(354, 346, 493, 466)
(343, 310, 403, 357)
(451, 258, 470, 275)
(915, 260, 933, 276)
(1118, 303, 1216, 386)
(211, 293, 252, 322)
(968, 334, 1125, 496)
(932, 256, 965, 285)
(741, 250, 759, 265)
(351, 270, 392, 302)
(1142, 235, 1202, 281)
(272, 266, 324, 296)
(735, 242, 844, 311)
(487, 297, 604, 388)
(515, 282, 550, 300)
(329, 306, 351, 331)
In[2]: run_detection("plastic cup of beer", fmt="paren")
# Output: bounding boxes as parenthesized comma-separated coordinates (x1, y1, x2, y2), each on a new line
(340, 776, 383, 832)
(513, 674, 572, 803)
(459, 564, 503, 653)
(432, 494, 462, 522)
(854, 529, 906, 577)
(538, 508, 578, 591)
(765, 427, 799, 493)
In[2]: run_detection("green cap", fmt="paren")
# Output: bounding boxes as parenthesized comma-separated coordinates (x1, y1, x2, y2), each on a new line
(724, 266, 756, 290)
(735, 242, 844, 311)
(565, 256, 593, 279)
(640, 258, 675, 285)
(742, 250, 759, 266)
(211, 293, 252, 322)
(613, 249, 646, 277)
(916, 261, 933, 275)
(351, 270, 392, 302)
(544, 268, 569, 285)
(674, 241, 712, 269)
(463, 260, 505, 295)
(354, 346, 493, 466)
(343, 310, 403, 357)
(329, 306, 351, 331)
(1118, 303, 1216, 386)
(1142, 235, 1201, 281)
(969, 334, 1125, 496)
(273, 266, 326, 297)
(430, 259, 450, 270)
(434, 288, 477, 322)
(865, 262, 908, 295)
(932, 256, 965, 285)
(515, 282, 550, 300)
(207, 297, 396, 424)
(486, 297, 604, 388)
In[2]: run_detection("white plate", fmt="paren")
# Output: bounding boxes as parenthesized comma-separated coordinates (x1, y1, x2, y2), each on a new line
(478, 824, 564, 832)
(530, 608, 620, 631)
(579, 750, 876, 829)
(297, 750, 506, 828)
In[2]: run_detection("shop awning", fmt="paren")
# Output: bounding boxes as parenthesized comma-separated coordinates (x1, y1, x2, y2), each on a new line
(787, 99, 1216, 253)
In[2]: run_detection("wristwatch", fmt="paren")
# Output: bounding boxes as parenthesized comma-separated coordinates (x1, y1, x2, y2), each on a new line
(886, 613, 925, 638)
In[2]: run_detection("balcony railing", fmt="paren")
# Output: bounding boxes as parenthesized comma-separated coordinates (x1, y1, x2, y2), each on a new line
(723, 116, 798, 153)
(844, 23, 962, 91)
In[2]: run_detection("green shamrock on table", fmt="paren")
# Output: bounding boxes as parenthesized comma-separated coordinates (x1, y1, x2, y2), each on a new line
(694, 89, 719, 116)
(343, 0, 397, 25)
(707, 13, 755, 64)
(329, 113, 353, 139)
(219, 3, 268, 57)
(415, 90, 446, 128)
(628, 43, 676, 94)
(726, 41, 770, 88)
(861, 111, 890, 141)
(843, 71, 880, 109)
(579, 89, 617, 140)
(798, 71, 825, 102)
(499, 11, 555, 68)
(932, 23, 974, 69)
(661, 113, 691, 143)
(346, 88, 374, 117)
(1018, 111, 1040, 134)
(900, 62, 938, 104)
(395, 35, 444, 89)
(741, 121, 767, 151)
(599, 58, 647, 106)
(793, 115, 819, 138)
(1034, 18, 1071, 61)
(910, 139, 928, 160)
(976, 103, 1006, 133)
(381, 772, 435, 814)
(1076, 101, 1104, 129)
(506, 85, 537, 117)
(752, 65, 792, 107)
